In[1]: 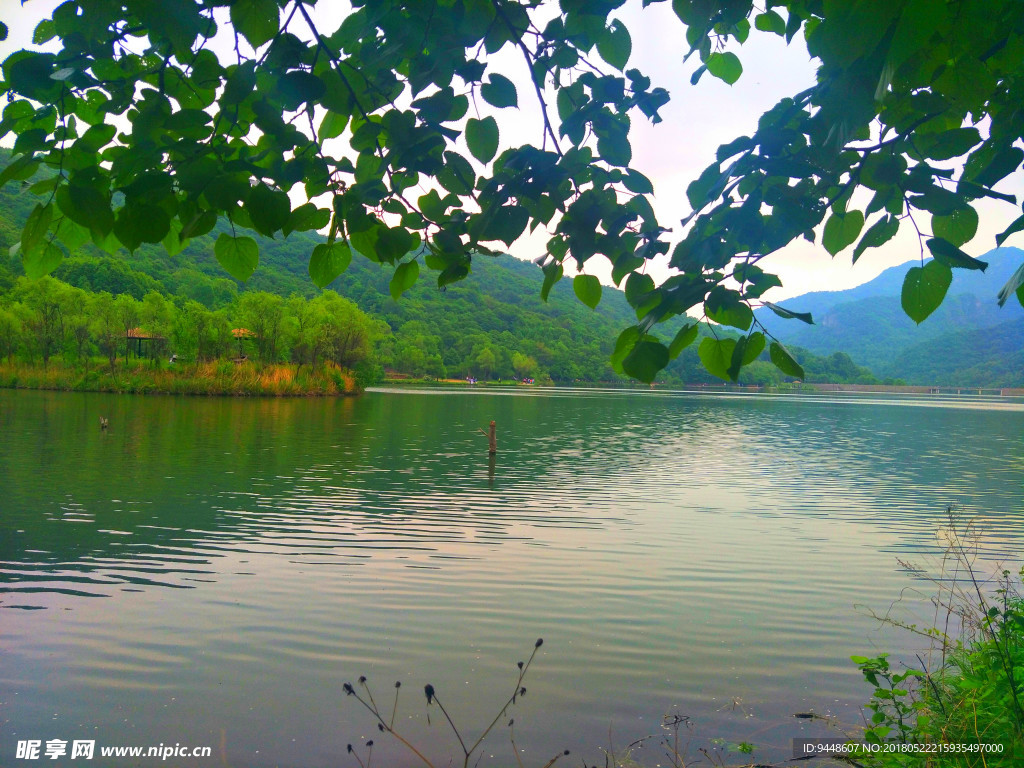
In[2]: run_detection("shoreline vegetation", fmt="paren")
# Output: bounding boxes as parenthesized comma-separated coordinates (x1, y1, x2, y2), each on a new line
(847, 515, 1023, 768)
(0, 359, 358, 396)
(3, 362, 1024, 399)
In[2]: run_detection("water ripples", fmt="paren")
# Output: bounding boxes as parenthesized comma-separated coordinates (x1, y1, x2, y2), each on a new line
(2, 388, 1022, 766)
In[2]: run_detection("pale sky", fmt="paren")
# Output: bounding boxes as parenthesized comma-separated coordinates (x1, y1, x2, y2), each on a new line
(2, 0, 1021, 300)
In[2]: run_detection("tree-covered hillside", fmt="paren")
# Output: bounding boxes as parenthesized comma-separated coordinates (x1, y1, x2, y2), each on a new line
(1, 162, 884, 386)
(888, 318, 1024, 388)
(754, 248, 1024, 385)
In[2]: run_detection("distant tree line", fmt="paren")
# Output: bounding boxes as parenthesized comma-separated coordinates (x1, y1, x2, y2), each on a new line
(0, 276, 383, 377)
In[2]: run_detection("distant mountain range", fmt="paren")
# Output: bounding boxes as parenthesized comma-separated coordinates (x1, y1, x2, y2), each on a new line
(754, 247, 1024, 386)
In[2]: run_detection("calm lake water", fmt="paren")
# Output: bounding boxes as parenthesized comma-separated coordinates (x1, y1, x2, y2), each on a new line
(2, 387, 1022, 767)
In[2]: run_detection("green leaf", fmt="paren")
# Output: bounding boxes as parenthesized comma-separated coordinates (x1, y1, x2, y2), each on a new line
(596, 130, 632, 167)
(668, 322, 699, 359)
(0, 155, 41, 188)
(113, 204, 171, 250)
(727, 332, 765, 380)
(4, 52, 58, 100)
(309, 242, 352, 288)
(222, 62, 257, 105)
(350, 226, 379, 262)
(853, 214, 899, 263)
(623, 169, 653, 194)
(996, 213, 1024, 247)
(964, 144, 1024, 190)
(705, 286, 752, 330)
(926, 238, 987, 271)
(284, 203, 330, 236)
(246, 183, 291, 237)
(920, 127, 981, 161)
(622, 340, 669, 383)
(932, 207, 978, 247)
(769, 341, 804, 379)
(54, 216, 90, 253)
(438, 151, 475, 195)
(610, 326, 641, 373)
(466, 116, 499, 163)
(741, 332, 765, 364)
(478, 205, 528, 246)
(438, 263, 469, 287)
(55, 184, 113, 238)
(162, 222, 187, 257)
(390, 260, 420, 300)
(886, 0, 945, 70)
(214, 233, 259, 281)
(573, 274, 602, 308)
(624, 272, 655, 306)
(762, 301, 814, 325)
(822, 210, 864, 256)
(597, 20, 631, 70)
(754, 11, 786, 34)
(901, 260, 952, 324)
(912, 185, 962, 215)
(230, 0, 280, 49)
(735, 263, 782, 298)
(276, 71, 325, 110)
(179, 209, 218, 240)
(997, 262, 1024, 308)
(611, 254, 645, 286)
(705, 52, 742, 85)
(698, 337, 737, 381)
(318, 110, 349, 141)
(22, 241, 63, 279)
(480, 74, 518, 108)
(686, 163, 724, 210)
(12, 128, 49, 156)
(540, 262, 562, 301)
(376, 226, 416, 263)
(22, 202, 53, 255)
(202, 172, 251, 210)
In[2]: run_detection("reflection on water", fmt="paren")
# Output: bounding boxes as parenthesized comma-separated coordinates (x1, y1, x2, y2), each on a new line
(1, 388, 1022, 767)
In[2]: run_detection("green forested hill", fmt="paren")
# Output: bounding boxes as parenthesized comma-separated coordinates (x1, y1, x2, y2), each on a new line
(888, 318, 1024, 387)
(1, 159, 879, 386)
(0, 169, 701, 382)
(753, 248, 1024, 386)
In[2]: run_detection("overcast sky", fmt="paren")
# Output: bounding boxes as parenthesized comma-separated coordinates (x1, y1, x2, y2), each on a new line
(2, 0, 1021, 301)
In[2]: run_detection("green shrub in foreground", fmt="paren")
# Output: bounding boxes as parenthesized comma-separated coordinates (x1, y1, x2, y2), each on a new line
(854, 564, 1023, 767)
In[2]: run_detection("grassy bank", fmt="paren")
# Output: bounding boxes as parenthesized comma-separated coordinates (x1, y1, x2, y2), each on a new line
(0, 360, 358, 396)
(852, 517, 1023, 767)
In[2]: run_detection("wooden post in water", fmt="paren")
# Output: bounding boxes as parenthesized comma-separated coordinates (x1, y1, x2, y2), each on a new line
(487, 420, 497, 454)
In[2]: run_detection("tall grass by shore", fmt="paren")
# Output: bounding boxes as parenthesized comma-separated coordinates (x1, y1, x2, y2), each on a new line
(0, 359, 358, 396)
(853, 513, 1023, 767)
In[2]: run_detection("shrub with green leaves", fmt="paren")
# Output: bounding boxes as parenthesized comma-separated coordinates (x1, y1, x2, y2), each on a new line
(853, 567, 1023, 767)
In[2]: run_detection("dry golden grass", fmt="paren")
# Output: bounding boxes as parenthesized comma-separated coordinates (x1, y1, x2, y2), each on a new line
(0, 359, 360, 397)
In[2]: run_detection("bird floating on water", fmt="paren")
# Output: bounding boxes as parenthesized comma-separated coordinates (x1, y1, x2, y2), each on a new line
(99, 417, 108, 430)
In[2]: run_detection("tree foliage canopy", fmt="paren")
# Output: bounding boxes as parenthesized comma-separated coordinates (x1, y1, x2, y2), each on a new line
(2, 0, 1023, 382)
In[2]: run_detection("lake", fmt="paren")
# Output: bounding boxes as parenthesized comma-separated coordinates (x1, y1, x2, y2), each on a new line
(2, 387, 1022, 767)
